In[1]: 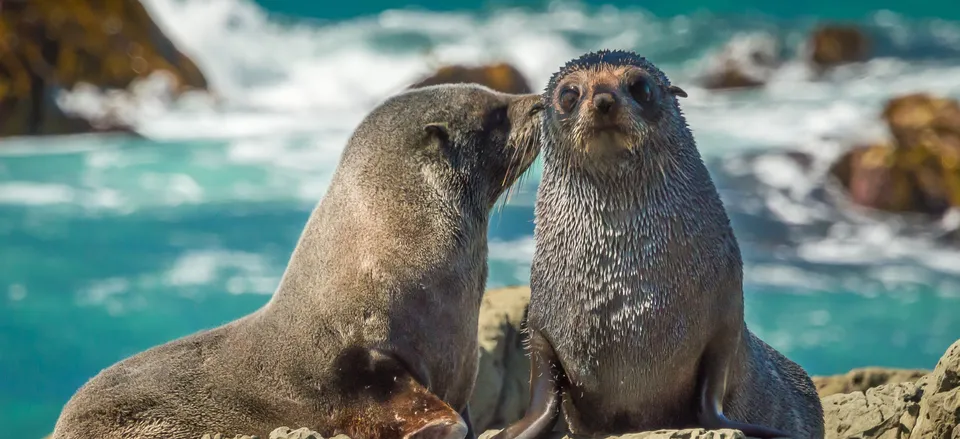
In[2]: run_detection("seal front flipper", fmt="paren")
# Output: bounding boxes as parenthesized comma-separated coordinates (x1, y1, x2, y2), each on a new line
(490, 330, 563, 439)
(332, 347, 468, 439)
(695, 335, 792, 439)
(460, 404, 476, 439)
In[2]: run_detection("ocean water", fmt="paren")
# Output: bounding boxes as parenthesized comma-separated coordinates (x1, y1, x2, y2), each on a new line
(3, 0, 960, 436)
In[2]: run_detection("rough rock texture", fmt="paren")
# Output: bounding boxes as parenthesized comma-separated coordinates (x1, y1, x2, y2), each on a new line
(199, 428, 351, 439)
(201, 427, 746, 439)
(829, 94, 960, 215)
(807, 24, 872, 70)
(815, 368, 930, 397)
(408, 63, 532, 94)
(699, 33, 782, 90)
(479, 429, 746, 439)
(0, 0, 208, 137)
(469, 286, 532, 432)
(912, 340, 960, 439)
(822, 339, 960, 439)
(882, 94, 960, 151)
(822, 382, 924, 439)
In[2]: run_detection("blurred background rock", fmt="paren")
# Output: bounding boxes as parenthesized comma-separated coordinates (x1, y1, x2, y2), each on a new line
(2, 0, 959, 438)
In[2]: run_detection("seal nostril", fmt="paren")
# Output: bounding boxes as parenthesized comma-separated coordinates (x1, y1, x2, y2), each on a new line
(594, 93, 615, 114)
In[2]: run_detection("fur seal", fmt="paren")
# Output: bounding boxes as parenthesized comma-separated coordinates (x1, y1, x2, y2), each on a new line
(492, 50, 824, 439)
(52, 84, 544, 439)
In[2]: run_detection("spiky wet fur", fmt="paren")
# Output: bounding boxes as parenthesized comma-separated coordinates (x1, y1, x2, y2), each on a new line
(527, 50, 824, 438)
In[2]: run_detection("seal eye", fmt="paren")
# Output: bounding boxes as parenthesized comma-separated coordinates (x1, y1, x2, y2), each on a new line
(629, 77, 654, 104)
(558, 88, 580, 113)
(491, 106, 508, 126)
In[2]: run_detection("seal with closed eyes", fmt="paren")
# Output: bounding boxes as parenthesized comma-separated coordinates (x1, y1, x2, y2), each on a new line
(51, 84, 544, 439)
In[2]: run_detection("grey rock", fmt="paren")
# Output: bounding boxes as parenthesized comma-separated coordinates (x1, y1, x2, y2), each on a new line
(822, 381, 923, 439)
(268, 427, 326, 439)
(480, 428, 746, 439)
(200, 434, 259, 439)
(470, 286, 531, 432)
(814, 368, 929, 398)
(912, 339, 960, 439)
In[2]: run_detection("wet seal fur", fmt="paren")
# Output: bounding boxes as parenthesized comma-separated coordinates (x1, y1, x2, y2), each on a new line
(491, 50, 825, 439)
(51, 84, 544, 439)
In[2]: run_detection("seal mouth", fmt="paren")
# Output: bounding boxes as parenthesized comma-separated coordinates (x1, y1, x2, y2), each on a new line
(578, 123, 634, 156)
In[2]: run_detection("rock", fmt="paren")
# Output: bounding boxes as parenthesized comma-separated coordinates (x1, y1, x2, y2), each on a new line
(197, 428, 348, 439)
(200, 434, 259, 439)
(479, 429, 746, 439)
(822, 382, 924, 439)
(700, 33, 782, 90)
(0, 0, 209, 137)
(820, 339, 960, 439)
(829, 94, 960, 215)
(882, 94, 960, 151)
(814, 368, 930, 397)
(269, 427, 347, 439)
(828, 143, 936, 214)
(470, 286, 532, 432)
(912, 339, 960, 439)
(807, 24, 872, 70)
(268, 427, 318, 439)
(409, 63, 532, 94)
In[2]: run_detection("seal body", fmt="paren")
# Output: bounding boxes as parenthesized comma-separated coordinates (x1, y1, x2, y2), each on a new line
(494, 50, 823, 439)
(52, 84, 544, 439)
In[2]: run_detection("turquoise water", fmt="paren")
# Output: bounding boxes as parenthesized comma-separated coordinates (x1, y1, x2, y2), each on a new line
(4, 0, 960, 436)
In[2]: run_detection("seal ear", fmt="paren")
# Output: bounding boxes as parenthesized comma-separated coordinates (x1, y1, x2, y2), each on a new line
(423, 122, 454, 160)
(424, 123, 450, 144)
(668, 85, 688, 98)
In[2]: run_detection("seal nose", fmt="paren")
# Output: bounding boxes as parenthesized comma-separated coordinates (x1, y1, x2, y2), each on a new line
(593, 92, 616, 114)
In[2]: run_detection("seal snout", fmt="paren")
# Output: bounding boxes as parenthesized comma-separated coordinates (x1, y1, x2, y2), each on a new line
(592, 91, 617, 115)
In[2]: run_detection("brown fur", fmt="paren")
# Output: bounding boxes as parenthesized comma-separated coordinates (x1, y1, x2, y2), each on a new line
(52, 84, 544, 439)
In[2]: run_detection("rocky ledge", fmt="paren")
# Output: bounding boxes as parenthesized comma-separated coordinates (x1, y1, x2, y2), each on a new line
(40, 288, 960, 439)
(814, 367, 930, 398)
(822, 338, 959, 439)
(473, 288, 960, 439)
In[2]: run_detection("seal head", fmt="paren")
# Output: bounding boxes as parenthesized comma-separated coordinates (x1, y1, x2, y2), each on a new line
(543, 49, 687, 164)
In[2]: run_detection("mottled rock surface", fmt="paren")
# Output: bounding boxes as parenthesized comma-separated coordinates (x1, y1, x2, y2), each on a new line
(822, 381, 924, 439)
(822, 339, 960, 439)
(479, 428, 746, 439)
(0, 0, 208, 137)
(815, 368, 930, 397)
(470, 286, 531, 432)
(409, 63, 532, 94)
(200, 428, 746, 439)
(807, 24, 872, 70)
(829, 94, 960, 215)
(912, 340, 960, 439)
(198, 427, 351, 439)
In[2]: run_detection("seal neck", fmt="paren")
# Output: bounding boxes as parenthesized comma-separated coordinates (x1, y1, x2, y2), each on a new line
(265, 165, 490, 316)
(531, 134, 742, 303)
